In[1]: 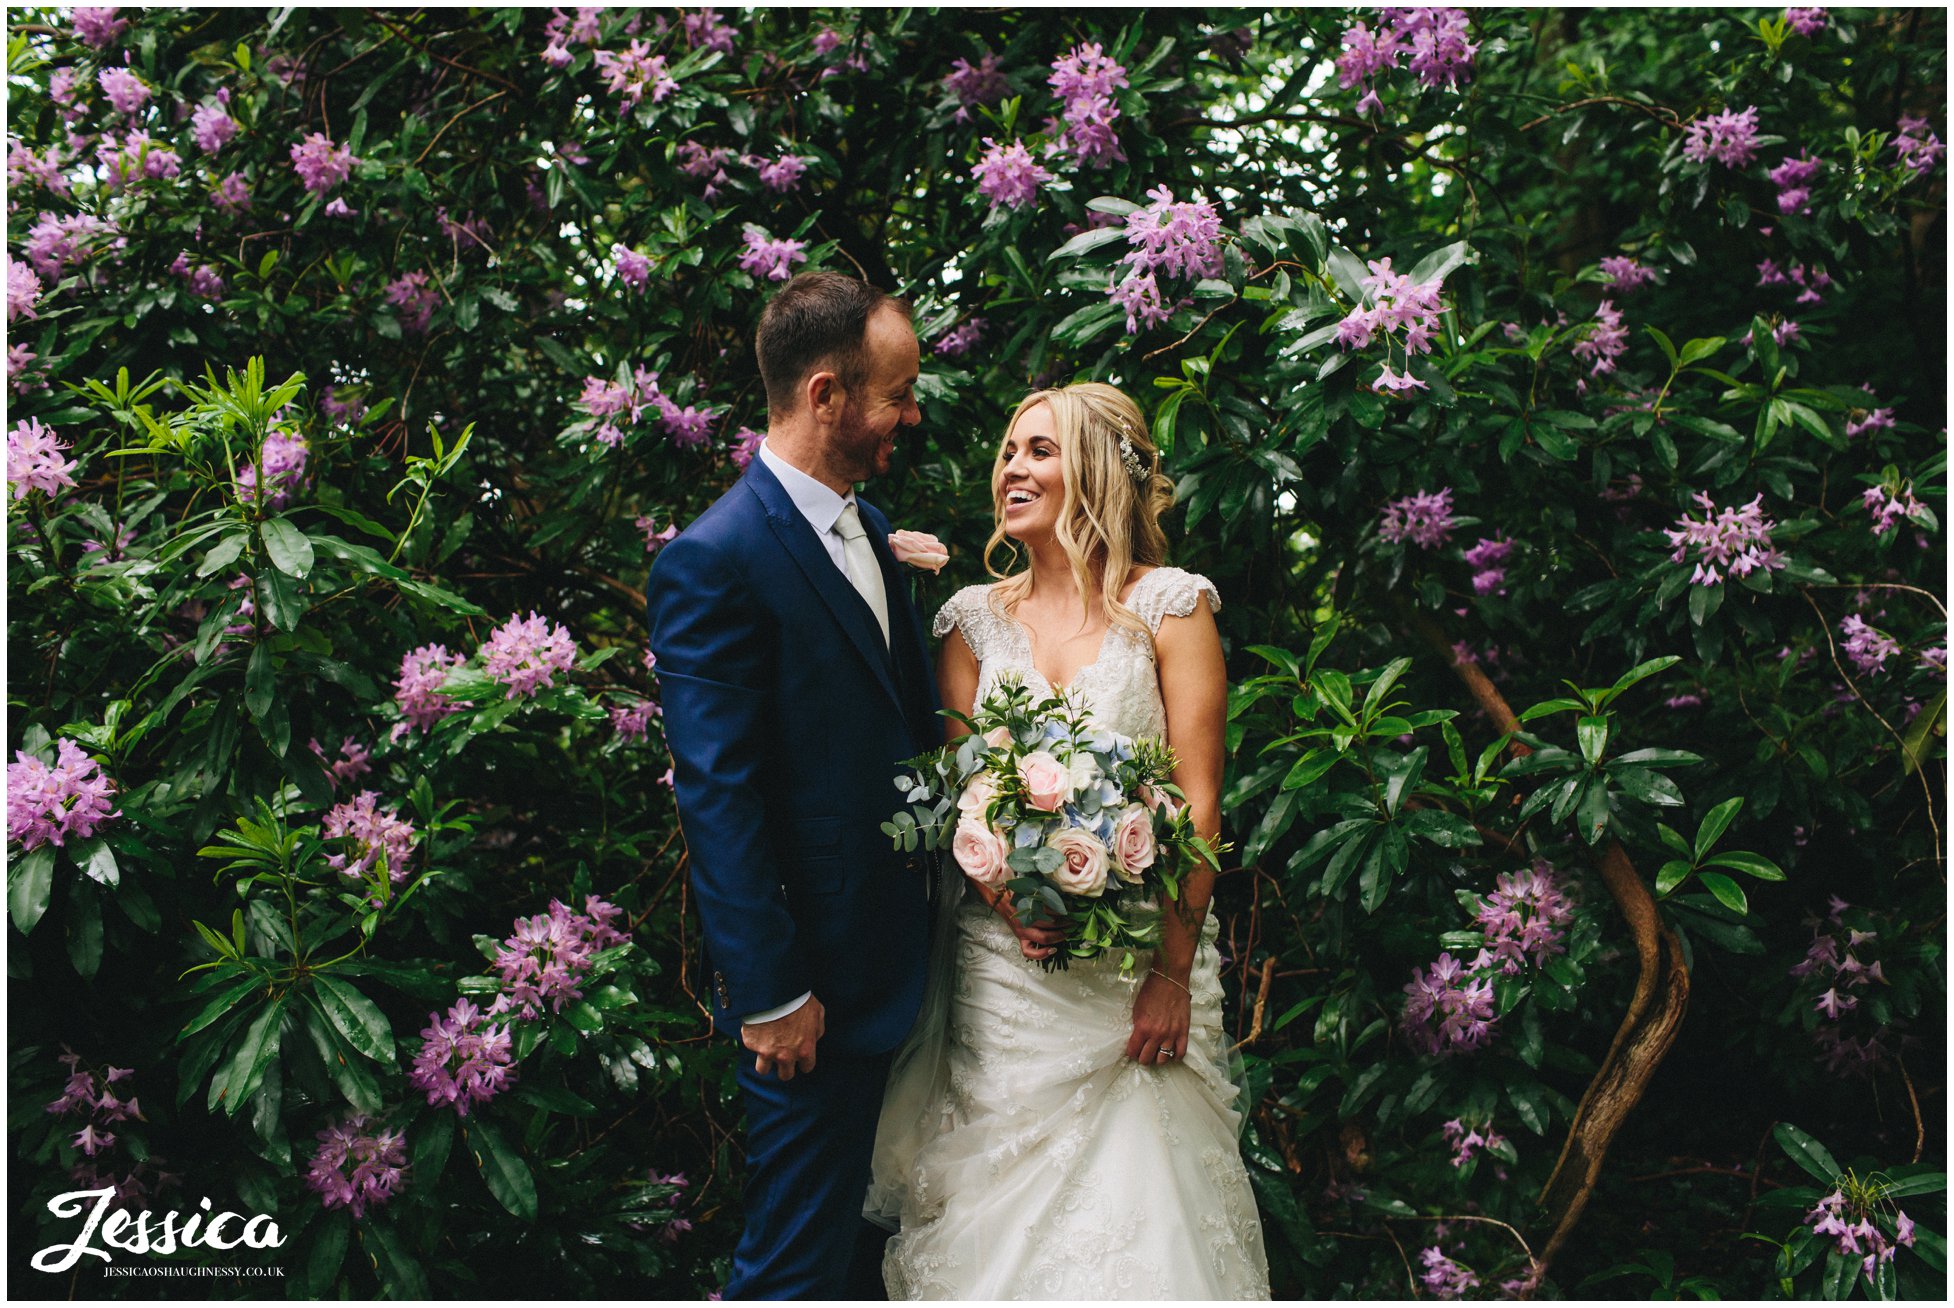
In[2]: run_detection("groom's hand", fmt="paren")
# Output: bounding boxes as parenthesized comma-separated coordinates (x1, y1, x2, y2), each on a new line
(745, 996, 826, 1081)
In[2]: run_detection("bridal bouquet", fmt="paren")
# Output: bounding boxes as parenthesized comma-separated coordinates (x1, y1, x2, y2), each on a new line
(884, 676, 1223, 970)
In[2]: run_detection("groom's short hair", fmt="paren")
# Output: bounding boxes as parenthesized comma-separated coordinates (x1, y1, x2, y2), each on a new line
(756, 272, 911, 418)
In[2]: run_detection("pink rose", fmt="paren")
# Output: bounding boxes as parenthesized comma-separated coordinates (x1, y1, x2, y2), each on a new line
(951, 816, 1010, 890)
(983, 725, 1013, 749)
(1048, 827, 1109, 898)
(1110, 805, 1155, 884)
(957, 772, 998, 818)
(1019, 750, 1069, 812)
(1139, 783, 1181, 819)
(888, 529, 949, 572)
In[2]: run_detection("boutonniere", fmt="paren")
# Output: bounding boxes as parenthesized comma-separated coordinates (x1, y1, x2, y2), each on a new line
(888, 530, 949, 573)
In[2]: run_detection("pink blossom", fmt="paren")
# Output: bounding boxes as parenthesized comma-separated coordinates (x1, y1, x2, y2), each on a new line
(71, 7, 130, 49)
(934, 318, 986, 357)
(9, 257, 45, 323)
(681, 8, 736, 55)
(1683, 105, 1762, 168)
(481, 612, 578, 699)
(1786, 8, 1828, 36)
(1840, 615, 1899, 675)
(491, 896, 630, 1018)
(1379, 487, 1456, 547)
(322, 791, 418, 883)
(319, 385, 367, 425)
(1120, 186, 1224, 281)
(9, 142, 73, 198)
(737, 226, 808, 282)
(1599, 255, 1655, 292)
(1335, 21, 1402, 90)
(1401, 952, 1496, 1056)
(304, 1113, 407, 1218)
(613, 244, 652, 291)
(409, 998, 515, 1116)
(8, 344, 46, 395)
(593, 41, 678, 109)
(191, 104, 237, 154)
(8, 418, 79, 500)
(1373, 363, 1428, 393)
(1475, 860, 1573, 974)
(394, 644, 466, 731)
(1893, 117, 1944, 177)
(944, 53, 1012, 122)
(1571, 300, 1628, 376)
(728, 427, 765, 469)
(1047, 43, 1127, 168)
(210, 171, 252, 215)
(1106, 270, 1172, 333)
(970, 137, 1051, 210)
(1861, 483, 1927, 536)
(233, 428, 308, 508)
(638, 513, 680, 552)
(1757, 258, 1789, 287)
(289, 132, 359, 194)
(610, 700, 659, 740)
(1397, 8, 1478, 90)
(23, 212, 115, 279)
(755, 152, 810, 193)
(307, 736, 373, 789)
(8, 739, 119, 850)
(384, 272, 440, 334)
(1664, 491, 1787, 584)
(1846, 406, 1895, 439)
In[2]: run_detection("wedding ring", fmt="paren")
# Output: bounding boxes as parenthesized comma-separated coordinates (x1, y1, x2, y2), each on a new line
(1158, 1048, 1175, 1059)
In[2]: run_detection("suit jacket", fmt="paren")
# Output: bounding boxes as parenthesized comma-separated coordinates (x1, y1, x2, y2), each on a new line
(646, 457, 939, 1056)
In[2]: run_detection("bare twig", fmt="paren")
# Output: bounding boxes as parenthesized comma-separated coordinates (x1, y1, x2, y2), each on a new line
(1232, 957, 1277, 1051)
(416, 88, 508, 166)
(1518, 96, 1685, 134)
(1899, 1057, 1925, 1164)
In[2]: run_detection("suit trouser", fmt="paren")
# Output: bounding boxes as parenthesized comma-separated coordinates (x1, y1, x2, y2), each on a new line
(726, 1044, 895, 1300)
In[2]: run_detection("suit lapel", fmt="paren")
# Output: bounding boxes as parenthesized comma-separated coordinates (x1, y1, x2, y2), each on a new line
(744, 462, 904, 711)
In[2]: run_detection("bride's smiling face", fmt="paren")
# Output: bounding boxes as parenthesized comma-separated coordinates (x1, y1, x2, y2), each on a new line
(996, 402, 1065, 543)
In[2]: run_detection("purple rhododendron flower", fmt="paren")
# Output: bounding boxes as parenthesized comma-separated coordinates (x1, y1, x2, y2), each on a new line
(638, 513, 681, 551)
(944, 52, 1012, 122)
(1840, 615, 1900, 674)
(322, 790, 418, 883)
(384, 272, 440, 334)
(934, 318, 986, 357)
(728, 427, 765, 469)
(1664, 491, 1788, 586)
(8, 739, 119, 850)
(210, 171, 252, 215)
(394, 644, 465, 732)
(93, 67, 148, 117)
(8, 418, 79, 500)
(1107, 270, 1171, 333)
(1379, 487, 1457, 548)
(593, 41, 678, 109)
(1768, 154, 1823, 190)
(1402, 953, 1497, 1056)
(655, 393, 717, 449)
(1845, 405, 1895, 439)
(1047, 42, 1127, 168)
(8, 141, 72, 198)
(1572, 300, 1628, 376)
(72, 7, 130, 48)
(289, 132, 359, 194)
(1862, 483, 1928, 536)
(610, 700, 660, 740)
(1475, 859, 1574, 974)
(1398, 8, 1478, 90)
(1599, 255, 1655, 292)
(681, 8, 736, 55)
(613, 243, 652, 291)
(1786, 8, 1828, 36)
(23, 213, 116, 279)
(191, 104, 237, 154)
(1442, 1117, 1508, 1169)
(482, 612, 578, 699)
(304, 1113, 407, 1218)
(737, 226, 808, 282)
(1683, 105, 1762, 168)
(409, 998, 515, 1116)
(755, 152, 810, 193)
(1893, 117, 1944, 177)
(308, 736, 373, 789)
(234, 427, 308, 508)
(491, 895, 631, 1018)
(169, 252, 224, 300)
(1120, 186, 1225, 281)
(8, 258, 44, 324)
(971, 138, 1052, 211)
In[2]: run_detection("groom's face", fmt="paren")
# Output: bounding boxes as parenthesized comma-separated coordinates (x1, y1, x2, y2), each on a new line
(830, 306, 921, 482)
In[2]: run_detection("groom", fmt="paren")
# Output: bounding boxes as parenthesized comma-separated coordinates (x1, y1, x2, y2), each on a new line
(646, 272, 939, 1299)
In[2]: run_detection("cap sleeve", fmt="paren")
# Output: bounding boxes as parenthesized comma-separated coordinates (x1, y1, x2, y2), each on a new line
(933, 584, 1002, 660)
(1131, 567, 1221, 634)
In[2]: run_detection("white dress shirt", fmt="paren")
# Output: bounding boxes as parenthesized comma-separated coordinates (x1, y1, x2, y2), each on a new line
(742, 440, 858, 1026)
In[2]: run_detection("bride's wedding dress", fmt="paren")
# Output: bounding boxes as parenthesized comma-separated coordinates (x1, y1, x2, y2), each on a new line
(868, 567, 1271, 1300)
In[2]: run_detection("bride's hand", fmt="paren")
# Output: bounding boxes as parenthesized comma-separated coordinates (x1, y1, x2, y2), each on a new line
(982, 888, 1065, 961)
(1126, 971, 1192, 1067)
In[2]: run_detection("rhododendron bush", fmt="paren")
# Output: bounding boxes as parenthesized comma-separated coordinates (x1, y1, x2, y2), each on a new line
(6, 6, 1945, 1298)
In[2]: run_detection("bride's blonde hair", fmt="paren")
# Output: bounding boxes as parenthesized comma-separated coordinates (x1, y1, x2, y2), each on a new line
(983, 382, 1175, 646)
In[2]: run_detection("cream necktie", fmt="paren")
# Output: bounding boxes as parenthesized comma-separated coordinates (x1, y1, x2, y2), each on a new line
(834, 501, 890, 647)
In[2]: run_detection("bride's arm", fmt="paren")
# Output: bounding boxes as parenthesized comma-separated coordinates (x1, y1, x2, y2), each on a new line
(937, 624, 1065, 959)
(1126, 599, 1227, 1067)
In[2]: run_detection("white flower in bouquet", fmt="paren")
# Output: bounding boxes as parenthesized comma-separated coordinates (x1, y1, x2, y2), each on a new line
(957, 772, 998, 818)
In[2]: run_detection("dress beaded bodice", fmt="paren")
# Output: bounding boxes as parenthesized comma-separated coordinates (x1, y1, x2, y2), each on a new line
(931, 566, 1222, 743)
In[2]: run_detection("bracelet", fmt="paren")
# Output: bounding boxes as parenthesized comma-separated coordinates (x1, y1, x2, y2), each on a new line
(1149, 969, 1191, 996)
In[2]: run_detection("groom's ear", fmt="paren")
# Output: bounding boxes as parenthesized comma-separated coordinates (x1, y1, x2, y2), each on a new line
(805, 369, 843, 424)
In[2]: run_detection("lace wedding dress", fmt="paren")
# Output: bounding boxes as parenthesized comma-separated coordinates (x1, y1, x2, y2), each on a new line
(867, 567, 1271, 1300)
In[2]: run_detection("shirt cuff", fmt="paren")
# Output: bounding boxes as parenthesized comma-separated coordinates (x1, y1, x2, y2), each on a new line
(741, 991, 812, 1026)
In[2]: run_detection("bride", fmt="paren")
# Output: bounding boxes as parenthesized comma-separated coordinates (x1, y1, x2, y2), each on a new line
(868, 382, 1271, 1299)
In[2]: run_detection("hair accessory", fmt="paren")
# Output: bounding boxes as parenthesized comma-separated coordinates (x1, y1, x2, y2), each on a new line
(1116, 421, 1147, 485)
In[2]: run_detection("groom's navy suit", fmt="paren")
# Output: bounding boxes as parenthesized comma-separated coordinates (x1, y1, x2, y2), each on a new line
(647, 454, 938, 1299)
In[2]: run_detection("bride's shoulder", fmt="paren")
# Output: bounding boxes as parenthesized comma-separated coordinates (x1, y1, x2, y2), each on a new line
(932, 582, 1005, 642)
(1127, 566, 1221, 633)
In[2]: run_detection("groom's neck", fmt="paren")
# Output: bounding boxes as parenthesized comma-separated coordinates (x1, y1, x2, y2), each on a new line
(764, 424, 855, 497)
